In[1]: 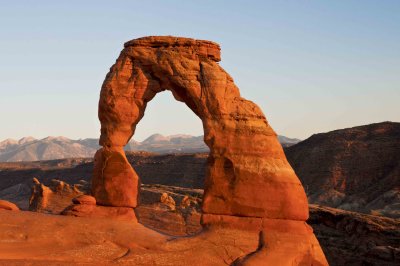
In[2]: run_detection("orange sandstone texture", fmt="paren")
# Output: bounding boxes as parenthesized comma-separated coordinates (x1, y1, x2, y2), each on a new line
(92, 36, 328, 265)
(0, 199, 19, 211)
(94, 36, 307, 219)
(92, 147, 139, 208)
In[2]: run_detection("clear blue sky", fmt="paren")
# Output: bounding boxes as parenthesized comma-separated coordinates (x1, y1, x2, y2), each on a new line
(0, 1, 399, 141)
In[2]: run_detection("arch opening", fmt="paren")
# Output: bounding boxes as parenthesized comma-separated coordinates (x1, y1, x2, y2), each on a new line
(128, 90, 204, 143)
(122, 90, 208, 236)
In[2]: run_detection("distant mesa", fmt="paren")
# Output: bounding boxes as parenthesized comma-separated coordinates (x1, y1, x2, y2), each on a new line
(0, 134, 299, 162)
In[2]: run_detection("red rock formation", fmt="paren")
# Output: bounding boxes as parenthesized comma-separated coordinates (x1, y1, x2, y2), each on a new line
(29, 178, 84, 213)
(92, 148, 139, 208)
(92, 36, 327, 265)
(0, 199, 19, 211)
(62, 204, 137, 222)
(72, 194, 96, 205)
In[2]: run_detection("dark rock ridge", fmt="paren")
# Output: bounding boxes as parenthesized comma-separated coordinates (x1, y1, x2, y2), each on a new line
(285, 121, 400, 218)
(309, 204, 400, 266)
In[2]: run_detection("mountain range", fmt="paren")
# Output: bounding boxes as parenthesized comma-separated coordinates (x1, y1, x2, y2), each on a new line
(0, 134, 300, 162)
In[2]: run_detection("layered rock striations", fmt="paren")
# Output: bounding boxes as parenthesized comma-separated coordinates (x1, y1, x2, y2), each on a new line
(92, 36, 327, 265)
(94, 36, 308, 219)
(285, 122, 400, 218)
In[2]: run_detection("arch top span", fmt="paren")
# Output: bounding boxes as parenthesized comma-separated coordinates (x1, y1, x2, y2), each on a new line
(124, 36, 221, 62)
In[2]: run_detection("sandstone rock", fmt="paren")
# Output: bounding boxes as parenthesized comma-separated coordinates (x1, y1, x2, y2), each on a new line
(62, 204, 137, 222)
(180, 195, 191, 208)
(135, 205, 188, 235)
(92, 147, 139, 208)
(29, 178, 53, 212)
(232, 229, 327, 266)
(51, 179, 72, 193)
(91, 35, 326, 265)
(72, 195, 96, 205)
(179, 195, 200, 210)
(160, 192, 175, 210)
(0, 199, 19, 211)
(0, 158, 397, 264)
(94, 35, 309, 220)
(29, 178, 83, 213)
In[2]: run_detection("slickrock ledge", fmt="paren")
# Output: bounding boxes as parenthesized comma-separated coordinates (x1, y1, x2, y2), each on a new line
(0, 199, 19, 211)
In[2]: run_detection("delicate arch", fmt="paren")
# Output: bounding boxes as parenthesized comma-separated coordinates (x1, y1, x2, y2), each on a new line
(92, 36, 308, 221)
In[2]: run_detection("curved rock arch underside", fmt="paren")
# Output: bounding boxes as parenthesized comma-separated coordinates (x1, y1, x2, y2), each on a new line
(92, 36, 328, 265)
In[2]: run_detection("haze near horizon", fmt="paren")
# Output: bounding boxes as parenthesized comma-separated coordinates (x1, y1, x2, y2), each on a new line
(0, 1, 399, 141)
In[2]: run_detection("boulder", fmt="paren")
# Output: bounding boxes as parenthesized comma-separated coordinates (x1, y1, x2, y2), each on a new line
(72, 195, 96, 205)
(62, 204, 137, 222)
(29, 178, 84, 213)
(160, 192, 176, 210)
(92, 147, 139, 208)
(0, 199, 19, 211)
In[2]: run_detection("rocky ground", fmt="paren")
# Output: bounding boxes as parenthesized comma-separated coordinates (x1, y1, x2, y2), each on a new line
(0, 209, 266, 266)
(1, 175, 399, 265)
(0, 127, 399, 265)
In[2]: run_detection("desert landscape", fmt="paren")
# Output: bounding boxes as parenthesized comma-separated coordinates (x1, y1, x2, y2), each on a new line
(1, 2, 399, 266)
(1, 121, 399, 265)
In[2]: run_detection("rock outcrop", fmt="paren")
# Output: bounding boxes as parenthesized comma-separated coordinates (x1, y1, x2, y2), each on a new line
(285, 122, 400, 218)
(62, 202, 137, 222)
(29, 178, 87, 213)
(3, 172, 398, 264)
(309, 204, 400, 266)
(92, 36, 327, 264)
(27, 177, 137, 222)
(0, 199, 19, 211)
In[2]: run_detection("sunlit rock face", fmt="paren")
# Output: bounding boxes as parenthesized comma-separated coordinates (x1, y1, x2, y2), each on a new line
(92, 36, 328, 265)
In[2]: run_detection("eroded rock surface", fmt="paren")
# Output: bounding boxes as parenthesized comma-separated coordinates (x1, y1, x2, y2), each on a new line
(0, 199, 19, 211)
(62, 204, 137, 222)
(29, 178, 87, 213)
(90, 35, 327, 265)
(309, 204, 400, 266)
(92, 148, 139, 208)
(94, 36, 309, 220)
(285, 122, 400, 218)
(2, 174, 398, 265)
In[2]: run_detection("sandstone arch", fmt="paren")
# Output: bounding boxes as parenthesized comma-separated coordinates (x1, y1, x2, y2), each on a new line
(92, 36, 328, 265)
